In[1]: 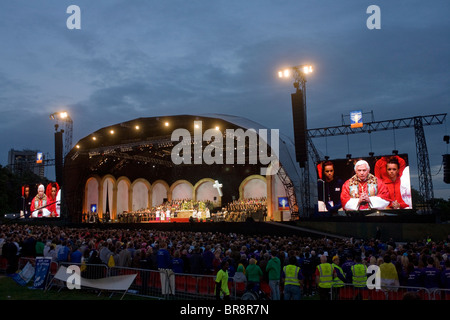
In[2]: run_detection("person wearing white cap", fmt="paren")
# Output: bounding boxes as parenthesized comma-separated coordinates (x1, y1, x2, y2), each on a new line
(340, 160, 390, 211)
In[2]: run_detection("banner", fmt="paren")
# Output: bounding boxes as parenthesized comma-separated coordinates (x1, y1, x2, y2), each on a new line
(33, 257, 52, 289)
(11, 262, 35, 286)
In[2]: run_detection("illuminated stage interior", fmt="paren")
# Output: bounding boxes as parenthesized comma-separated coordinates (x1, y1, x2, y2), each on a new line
(63, 114, 300, 223)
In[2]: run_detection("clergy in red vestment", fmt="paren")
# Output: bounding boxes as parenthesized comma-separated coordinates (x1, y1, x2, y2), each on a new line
(374, 156, 411, 209)
(340, 160, 391, 211)
(46, 182, 60, 217)
(31, 184, 51, 217)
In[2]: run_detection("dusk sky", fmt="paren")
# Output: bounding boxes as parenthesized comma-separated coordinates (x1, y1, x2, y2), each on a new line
(1, 1, 449, 198)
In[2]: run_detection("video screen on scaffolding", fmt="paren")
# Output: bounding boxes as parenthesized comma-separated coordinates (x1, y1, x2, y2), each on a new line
(316, 154, 412, 214)
(21, 183, 62, 218)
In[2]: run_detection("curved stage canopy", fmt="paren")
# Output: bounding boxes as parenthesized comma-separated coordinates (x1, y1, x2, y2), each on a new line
(63, 114, 301, 223)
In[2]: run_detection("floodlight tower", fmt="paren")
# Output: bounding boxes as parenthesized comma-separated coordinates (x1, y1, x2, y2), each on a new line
(278, 65, 313, 218)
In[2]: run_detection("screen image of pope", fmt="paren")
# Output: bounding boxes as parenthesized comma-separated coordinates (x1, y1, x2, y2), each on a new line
(30, 184, 51, 217)
(340, 160, 391, 211)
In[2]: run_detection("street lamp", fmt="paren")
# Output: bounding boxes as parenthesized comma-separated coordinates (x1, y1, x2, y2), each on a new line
(278, 64, 313, 218)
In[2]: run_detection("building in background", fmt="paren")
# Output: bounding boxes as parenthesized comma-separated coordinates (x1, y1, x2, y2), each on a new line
(7, 149, 45, 178)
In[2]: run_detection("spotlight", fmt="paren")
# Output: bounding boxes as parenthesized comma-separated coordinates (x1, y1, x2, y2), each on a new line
(392, 150, 399, 155)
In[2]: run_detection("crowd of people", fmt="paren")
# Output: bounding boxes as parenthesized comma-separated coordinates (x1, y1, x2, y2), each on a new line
(82, 199, 215, 223)
(223, 197, 268, 222)
(81, 198, 268, 224)
(1, 223, 449, 300)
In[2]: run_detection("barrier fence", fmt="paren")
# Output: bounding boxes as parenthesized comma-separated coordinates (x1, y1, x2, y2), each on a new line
(330, 283, 449, 301)
(1, 256, 449, 300)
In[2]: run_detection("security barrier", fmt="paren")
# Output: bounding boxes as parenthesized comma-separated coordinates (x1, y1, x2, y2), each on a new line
(2, 258, 448, 301)
(330, 283, 434, 300)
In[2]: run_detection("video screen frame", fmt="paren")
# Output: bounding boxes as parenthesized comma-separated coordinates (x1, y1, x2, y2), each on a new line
(316, 153, 412, 215)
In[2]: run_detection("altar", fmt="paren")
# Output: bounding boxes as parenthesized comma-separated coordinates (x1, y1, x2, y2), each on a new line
(175, 210, 193, 218)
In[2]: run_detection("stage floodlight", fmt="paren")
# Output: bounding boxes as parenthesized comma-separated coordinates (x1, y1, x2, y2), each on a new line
(165, 122, 169, 127)
(135, 125, 140, 130)
(303, 65, 313, 74)
(92, 136, 97, 141)
(76, 145, 80, 149)
(110, 130, 115, 135)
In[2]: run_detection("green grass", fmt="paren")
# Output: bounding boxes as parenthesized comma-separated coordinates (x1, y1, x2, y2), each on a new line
(0, 275, 150, 300)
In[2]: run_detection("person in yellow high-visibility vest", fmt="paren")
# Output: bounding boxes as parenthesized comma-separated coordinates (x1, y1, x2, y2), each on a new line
(351, 255, 368, 299)
(282, 256, 304, 300)
(331, 255, 346, 300)
(315, 255, 336, 300)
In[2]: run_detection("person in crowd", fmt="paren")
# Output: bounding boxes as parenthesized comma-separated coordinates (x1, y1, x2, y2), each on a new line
(157, 241, 175, 296)
(441, 259, 450, 289)
(245, 258, 263, 292)
(215, 260, 230, 300)
(379, 254, 400, 290)
(351, 255, 367, 299)
(70, 244, 83, 264)
(282, 255, 303, 300)
(422, 256, 441, 289)
(266, 249, 281, 300)
(172, 249, 184, 274)
(331, 255, 346, 299)
(315, 255, 335, 300)
(300, 248, 315, 296)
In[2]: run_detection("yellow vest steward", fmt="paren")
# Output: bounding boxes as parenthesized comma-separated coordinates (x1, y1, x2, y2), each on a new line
(351, 264, 367, 288)
(283, 265, 300, 286)
(332, 263, 345, 288)
(317, 263, 333, 288)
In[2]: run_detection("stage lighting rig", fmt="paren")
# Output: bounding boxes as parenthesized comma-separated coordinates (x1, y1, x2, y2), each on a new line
(278, 65, 313, 91)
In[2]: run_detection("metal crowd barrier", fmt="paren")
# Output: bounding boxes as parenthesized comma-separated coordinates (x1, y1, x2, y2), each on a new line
(431, 288, 450, 301)
(8, 258, 448, 301)
(330, 283, 434, 300)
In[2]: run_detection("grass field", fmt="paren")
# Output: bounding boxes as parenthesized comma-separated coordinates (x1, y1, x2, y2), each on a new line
(0, 275, 149, 300)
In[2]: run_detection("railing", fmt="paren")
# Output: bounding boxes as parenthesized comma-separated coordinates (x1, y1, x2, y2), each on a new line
(330, 283, 439, 300)
(2, 257, 448, 301)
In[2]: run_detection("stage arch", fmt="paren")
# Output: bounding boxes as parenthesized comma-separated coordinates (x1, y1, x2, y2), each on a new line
(151, 180, 170, 207)
(116, 176, 131, 217)
(194, 178, 221, 206)
(239, 175, 267, 200)
(84, 176, 100, 214)
(170, 180, 194, 200)
(131, 178, 151, 211)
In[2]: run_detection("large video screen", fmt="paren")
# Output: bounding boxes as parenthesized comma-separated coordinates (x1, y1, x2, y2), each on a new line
(21, 182, 61, 218)
(316, 154, 412, 215)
